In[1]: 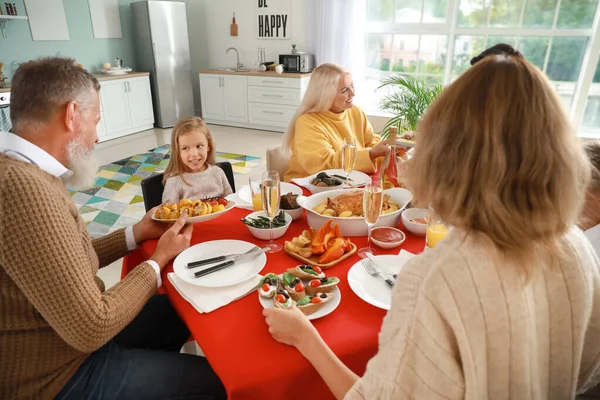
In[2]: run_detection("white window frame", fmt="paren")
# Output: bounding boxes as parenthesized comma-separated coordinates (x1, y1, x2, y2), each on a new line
(364, 0, 600, 137)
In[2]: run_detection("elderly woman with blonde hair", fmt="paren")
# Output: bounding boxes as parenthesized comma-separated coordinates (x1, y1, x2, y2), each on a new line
(282, 63, 388, 181)
(264, 54, 600, 398)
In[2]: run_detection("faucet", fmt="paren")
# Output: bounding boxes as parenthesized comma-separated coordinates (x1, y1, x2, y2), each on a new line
(226, 47, 244, 70)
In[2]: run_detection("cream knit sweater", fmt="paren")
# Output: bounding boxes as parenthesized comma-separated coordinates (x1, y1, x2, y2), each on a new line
(0, 154, 157, 399)
(347, 228, 600, 399)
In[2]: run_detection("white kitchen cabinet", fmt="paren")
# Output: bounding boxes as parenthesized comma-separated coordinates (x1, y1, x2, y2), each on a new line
(127, 77, 155, 128)
(98, 75, 154, 142)
(100, 80, 132, 134)
(97, 94, 107, 139)
(200, 71, 310, 132)
(223, 76, 248, 123)
(199, 75, 225, 121)
(199, 74, 247, 123)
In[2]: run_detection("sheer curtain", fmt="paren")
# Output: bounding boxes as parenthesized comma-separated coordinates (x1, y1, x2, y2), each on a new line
(307, 0, 366, 80)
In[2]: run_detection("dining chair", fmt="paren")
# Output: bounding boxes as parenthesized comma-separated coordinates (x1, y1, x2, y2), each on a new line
(266, 145, 290, 180)
(140, 161, 236, 212)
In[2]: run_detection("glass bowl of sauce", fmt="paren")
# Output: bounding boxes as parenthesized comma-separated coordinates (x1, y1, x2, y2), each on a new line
(370, 227, 406, 249)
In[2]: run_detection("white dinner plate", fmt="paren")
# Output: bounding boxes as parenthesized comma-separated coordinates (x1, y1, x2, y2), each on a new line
(347, 254, 412, 310)
(258, 286, 341, 320)
(308, 169, 370, 190)
(173, 240, 267, 288)
(397, 138, 416, 148)
(238, 182, 303, 204)
(103, 67, 132, 75)
(151, 201, 235, 224)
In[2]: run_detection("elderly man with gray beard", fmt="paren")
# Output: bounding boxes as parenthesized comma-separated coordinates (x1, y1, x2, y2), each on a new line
(0, 58, 226, 400)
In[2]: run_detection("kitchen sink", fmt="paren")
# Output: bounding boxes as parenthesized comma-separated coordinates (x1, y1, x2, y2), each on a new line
(216, 67, 249, 72)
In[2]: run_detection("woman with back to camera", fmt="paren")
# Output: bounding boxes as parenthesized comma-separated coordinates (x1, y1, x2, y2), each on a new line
(282, 63, 389, 182)
(265, 53, 600, 398)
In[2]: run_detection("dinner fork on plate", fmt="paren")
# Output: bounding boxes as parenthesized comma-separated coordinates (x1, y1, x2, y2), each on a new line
(362, 258, 395, 288)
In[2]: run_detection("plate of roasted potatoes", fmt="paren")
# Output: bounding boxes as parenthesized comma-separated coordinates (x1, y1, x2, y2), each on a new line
(152, 198, 236, 224)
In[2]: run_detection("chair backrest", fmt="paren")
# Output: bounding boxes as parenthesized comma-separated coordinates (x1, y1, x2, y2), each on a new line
(140, 161, 236, 212)
(266, 145, 291, 180)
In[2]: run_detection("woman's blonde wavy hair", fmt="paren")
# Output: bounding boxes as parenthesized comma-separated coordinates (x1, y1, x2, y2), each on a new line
(407, 55, 590, 274)
(282, 63, 348, 151)
(162, 117, 215, 186)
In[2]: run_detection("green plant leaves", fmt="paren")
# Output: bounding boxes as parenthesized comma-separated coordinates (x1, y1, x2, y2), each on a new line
(377, 75, 442, 138)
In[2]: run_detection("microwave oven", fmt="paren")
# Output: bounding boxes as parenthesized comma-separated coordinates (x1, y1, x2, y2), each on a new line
(279, 53, 314, 73)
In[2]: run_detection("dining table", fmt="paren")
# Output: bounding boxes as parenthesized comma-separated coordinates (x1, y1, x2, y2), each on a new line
(122, 188, 426, 400)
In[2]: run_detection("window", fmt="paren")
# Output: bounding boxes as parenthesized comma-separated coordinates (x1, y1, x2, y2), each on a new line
(582, 59, 600, 130)
(361, 0, 600, 135)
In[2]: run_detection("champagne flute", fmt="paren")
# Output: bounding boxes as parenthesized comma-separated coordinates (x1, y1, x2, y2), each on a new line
(261, 170, 282, 253)
(358, 177, 384, 258)
(342, 137, 356, 188)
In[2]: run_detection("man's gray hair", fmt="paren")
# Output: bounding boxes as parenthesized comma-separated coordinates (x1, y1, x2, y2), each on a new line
(10, 57, 101, 134)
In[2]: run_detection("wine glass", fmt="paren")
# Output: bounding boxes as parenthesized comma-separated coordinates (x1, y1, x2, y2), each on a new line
(261, 170, 282, 253)
(425, 206, 450, 250)
(342, 137, 356, 188)
(358, 177, 384, 258)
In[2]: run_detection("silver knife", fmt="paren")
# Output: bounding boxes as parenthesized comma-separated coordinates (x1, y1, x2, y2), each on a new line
(187, 247, 257, 269)
(194, 247, 268, 278)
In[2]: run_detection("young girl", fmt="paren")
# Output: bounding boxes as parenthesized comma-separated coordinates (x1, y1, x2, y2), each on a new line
(162, 117, 232, 202)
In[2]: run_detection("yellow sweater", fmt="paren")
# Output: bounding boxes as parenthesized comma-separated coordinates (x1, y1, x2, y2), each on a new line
(0, 154, 157, 399)
(346, 228, 600, 399)
(284, 106, 381, 181)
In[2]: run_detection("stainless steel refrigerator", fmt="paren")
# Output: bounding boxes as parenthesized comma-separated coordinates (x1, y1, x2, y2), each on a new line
(131, 1, 194, 128)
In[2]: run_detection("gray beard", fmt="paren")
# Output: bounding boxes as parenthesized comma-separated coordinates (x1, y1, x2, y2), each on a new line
(64, 137, 98, 190)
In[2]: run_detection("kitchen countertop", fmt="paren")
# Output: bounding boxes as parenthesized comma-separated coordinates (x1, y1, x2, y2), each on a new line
(200, 69, 311, 78)
(0, 72, 150, 93)
(93, 72, 150, 82)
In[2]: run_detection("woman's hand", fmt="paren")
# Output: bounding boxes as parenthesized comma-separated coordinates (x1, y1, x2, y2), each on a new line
(369, 141, 389, 160)
(149, 213, 194, 269)
(132, 206, 168, 243)
(263, 306, 320, 349)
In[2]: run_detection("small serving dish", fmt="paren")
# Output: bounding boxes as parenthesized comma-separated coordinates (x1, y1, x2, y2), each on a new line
(282, 207, 303, 220)
(401, 208, 428, 236)
(370, 227, 406, 249)
(242, 211, 292, 240)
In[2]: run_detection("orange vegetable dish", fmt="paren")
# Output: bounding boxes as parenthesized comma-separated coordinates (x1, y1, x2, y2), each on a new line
(284, 220, 353, 264)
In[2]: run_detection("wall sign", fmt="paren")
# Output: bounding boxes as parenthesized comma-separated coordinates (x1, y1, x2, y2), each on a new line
(257, 0, 290, 40)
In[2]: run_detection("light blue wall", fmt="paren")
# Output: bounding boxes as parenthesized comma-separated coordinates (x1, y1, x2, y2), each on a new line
(0, 0, 140, 82)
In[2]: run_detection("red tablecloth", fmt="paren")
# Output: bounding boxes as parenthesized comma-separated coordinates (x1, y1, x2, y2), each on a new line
(123, 200, 425, 400)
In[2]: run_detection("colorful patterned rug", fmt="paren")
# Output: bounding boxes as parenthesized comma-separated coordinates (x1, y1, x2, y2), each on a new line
(67, 145, 264, 238)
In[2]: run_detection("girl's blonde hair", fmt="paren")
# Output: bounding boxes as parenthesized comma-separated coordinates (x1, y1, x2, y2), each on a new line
(162, 117, 216, 185)
(282, 63, 348, 151)
(407, 55, 590, 275)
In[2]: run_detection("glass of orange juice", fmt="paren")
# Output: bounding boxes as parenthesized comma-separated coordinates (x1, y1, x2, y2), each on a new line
(426, 206, 449, 250)
(249, 178, 263, 211)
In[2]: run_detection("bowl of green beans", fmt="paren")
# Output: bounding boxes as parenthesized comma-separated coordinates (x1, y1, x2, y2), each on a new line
(240, 210, 292, 240)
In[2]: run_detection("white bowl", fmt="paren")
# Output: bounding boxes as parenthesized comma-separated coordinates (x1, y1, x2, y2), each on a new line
(298, 187, 413, 237)
(243, 211, 292, 240)
(401, 208, 428, 236)
(282, 207, 303, 220)
(371, 227, 406, 249)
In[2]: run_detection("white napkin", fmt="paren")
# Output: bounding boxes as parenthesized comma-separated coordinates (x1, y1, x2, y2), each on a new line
(167, 273, 261, 313)
(226, 192, 253, 210)
(291, 176, 312, 190)
(398, 249, 415, 258)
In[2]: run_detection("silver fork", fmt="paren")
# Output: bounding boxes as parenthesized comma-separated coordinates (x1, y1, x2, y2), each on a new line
(362, 258, 395, 288)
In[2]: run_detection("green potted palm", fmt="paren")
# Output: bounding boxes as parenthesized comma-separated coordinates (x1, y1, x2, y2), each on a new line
(377, 75, 443, 140)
